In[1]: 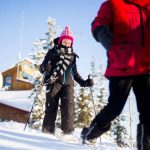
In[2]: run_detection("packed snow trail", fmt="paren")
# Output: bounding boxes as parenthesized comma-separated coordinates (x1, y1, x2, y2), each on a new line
(0, 127, 137, 150)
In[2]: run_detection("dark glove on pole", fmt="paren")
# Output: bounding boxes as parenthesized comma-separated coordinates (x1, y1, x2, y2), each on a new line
(80, 75, 94, 87)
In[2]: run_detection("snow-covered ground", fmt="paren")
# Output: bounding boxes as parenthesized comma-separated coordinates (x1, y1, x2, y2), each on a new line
(0, 90, 139, 150)
(0, 121, 137, 150)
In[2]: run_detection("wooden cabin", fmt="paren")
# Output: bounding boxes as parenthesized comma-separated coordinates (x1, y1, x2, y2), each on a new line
(0, 103, 29, 123)
(0, 90, 32, 123)
(2, 59, 38, 90)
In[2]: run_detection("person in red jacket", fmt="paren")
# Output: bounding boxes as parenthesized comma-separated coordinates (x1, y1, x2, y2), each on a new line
(81, 0, 150, 149)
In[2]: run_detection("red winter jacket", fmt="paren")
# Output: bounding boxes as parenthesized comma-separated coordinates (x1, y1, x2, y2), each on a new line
(92, 0, 150, 77)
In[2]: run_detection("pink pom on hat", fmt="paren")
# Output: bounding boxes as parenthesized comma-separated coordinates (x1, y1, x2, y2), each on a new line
(58, 26, 74, 45)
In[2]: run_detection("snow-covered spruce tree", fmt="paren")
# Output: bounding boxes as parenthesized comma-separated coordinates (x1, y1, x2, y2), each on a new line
(28, 17, 58, 129)
(74, 82, 80, 127)
(27, 76, 45, 129)
(96, 64, 107, 113)
(89, 57, 107, 114)
(75, 88, 94, 127)
(74, 58, 97, 127)
(89, 57, 99, 115)
(111, 114, 130, 147)
(90, 59, 112, 140)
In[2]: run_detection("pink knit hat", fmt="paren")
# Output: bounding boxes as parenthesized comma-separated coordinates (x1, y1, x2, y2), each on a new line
(58, 26, 74, 45)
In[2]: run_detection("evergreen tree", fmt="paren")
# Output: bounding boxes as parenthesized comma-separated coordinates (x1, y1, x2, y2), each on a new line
(89, 57, 99, 115)
(96, 64, 107, 112)
(27, 76, 45, 129)
(111, 115, 130, 147)
(74, 82, 80, 126)
(75, 57, 108, 128)
(90, 58, 107, 114)
(28, 17, 58, 129)
(75, 88, 94, 127)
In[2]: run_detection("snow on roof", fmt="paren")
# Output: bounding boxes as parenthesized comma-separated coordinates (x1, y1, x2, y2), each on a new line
(0, 90, 34, 112)
(2, 58, 35, 73)
(23, 58, 34, 64)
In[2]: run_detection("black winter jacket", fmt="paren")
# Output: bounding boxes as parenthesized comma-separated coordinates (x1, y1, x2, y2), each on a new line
(40, 38, 85, 86)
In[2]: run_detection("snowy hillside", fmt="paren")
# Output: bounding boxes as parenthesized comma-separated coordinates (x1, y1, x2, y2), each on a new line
(0, 90, 139, 150)
(0, 121, 137, 150)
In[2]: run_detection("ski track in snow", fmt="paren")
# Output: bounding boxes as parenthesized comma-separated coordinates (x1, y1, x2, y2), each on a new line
(0, 121, 137, 150)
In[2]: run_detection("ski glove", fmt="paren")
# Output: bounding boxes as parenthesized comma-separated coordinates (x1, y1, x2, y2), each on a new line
(39, 61, 52, 74)
(92, 25, 113, 51)
(80, 79, 94, 87)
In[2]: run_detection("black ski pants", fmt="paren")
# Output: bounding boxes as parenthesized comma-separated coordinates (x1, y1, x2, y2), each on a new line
(43, 82, 75, 133)
(94, 74, 150, 128)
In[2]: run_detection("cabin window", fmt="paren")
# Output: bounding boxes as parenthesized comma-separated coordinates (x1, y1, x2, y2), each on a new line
(22, 72, 34, 81)
(4, 76, 12, 87)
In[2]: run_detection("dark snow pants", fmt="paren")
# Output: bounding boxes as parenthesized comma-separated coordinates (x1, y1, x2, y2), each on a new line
(43, 82, 75, 133)
(92, 74, 150, 149)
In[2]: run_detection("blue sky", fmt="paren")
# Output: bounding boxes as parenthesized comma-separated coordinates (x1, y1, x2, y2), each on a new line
(0, 0, 107, 78)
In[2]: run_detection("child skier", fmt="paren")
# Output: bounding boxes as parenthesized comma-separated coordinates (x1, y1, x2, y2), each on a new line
(40, 26, 94, 137)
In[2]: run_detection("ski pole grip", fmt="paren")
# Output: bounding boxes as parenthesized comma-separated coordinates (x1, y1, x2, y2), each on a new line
(88, 74, 91, 79)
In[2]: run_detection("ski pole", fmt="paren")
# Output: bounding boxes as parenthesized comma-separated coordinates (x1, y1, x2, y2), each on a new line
(24, 89, 36, 131)
(24, 104, 34, 131)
